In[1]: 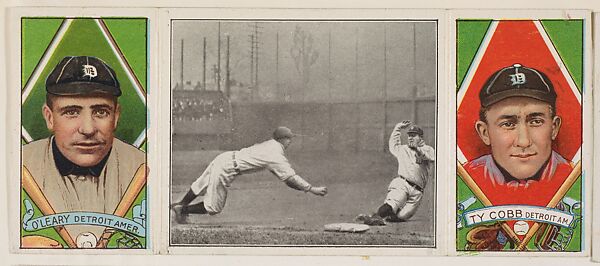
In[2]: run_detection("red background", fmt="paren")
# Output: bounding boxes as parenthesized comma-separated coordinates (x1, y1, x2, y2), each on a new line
(457, 21, 581, 162)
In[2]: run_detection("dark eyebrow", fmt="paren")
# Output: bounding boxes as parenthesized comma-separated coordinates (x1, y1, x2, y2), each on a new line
(90, 104, 114, 110)
(58, 105, 82, 112)
(526, 112, 546, 119)
(496, 114, 518, 121)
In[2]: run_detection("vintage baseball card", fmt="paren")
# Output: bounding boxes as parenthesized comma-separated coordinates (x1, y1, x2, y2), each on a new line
(452, 10, 592, 255)
(5, 8, 159, 253)
(160, 8, 449, 255)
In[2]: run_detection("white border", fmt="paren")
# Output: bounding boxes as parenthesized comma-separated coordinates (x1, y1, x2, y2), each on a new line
(160, 8, 448, 256)
(448, 9, 593, 257)
(1, 2, 600, 266)
(592, 11, 600, 263)
(6, 7, 160, 255)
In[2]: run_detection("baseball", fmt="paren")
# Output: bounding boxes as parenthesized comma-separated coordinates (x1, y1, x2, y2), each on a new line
(76, 232, 98, 248)
(513, 221, 530, 236)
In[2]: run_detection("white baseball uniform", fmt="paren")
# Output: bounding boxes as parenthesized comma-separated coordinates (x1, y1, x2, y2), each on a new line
(190, 139, 310, 214)
(385, 125, 435, 220)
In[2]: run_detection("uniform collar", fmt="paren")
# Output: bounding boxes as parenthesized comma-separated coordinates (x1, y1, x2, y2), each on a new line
(492, 156, 549, 185)
(52, 137, 110, 177)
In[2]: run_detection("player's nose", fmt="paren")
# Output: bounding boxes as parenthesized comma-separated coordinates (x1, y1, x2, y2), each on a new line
(78, 114, 98, 136)
(513, 124, 532, 148)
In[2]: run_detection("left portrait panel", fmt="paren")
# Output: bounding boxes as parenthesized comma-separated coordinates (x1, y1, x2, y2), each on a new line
(19, 17, 149, 249)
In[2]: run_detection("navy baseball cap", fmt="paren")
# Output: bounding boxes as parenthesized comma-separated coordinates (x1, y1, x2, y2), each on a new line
(407, 125, 423, 136)
(45, 56, 121, 97)
(479, 63, 556, 108)
(273, 126, 296, 139)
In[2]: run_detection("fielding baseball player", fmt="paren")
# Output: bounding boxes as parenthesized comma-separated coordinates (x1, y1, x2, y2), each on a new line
(22, 56, 146, 248)
(170, 126, 328, 223)
(356, 120, 435, 225)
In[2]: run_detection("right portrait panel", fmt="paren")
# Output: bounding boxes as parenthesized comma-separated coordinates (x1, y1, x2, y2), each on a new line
(455, 19, 587, 252)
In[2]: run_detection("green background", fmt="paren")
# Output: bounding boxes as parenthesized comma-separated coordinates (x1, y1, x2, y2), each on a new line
(21, 18, 147, 144)
(21, 18, 148, 249)
(456, 19, 583, 252)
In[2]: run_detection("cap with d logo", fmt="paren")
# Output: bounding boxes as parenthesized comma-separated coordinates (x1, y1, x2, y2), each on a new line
(407, 125, 424, 136)
(479, 63, 556, 108)
(45, 56, 121, 97)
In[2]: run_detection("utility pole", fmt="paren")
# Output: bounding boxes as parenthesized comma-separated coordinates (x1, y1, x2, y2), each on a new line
(276, 31, 279, 97)
(328, 28, 333, 151)
(354, 27, 360, 152)
(226, 35, 231, 98)
(247, 22, 262, 99)
(254, 22, 259, 88)
(249, 32, 254, 87)
(180, 39, 184, 89)
(411, 23, 417, 123)
(217, 22, 221, 92)
(383, 25, 388, 152)
(202, 37, 206, 90)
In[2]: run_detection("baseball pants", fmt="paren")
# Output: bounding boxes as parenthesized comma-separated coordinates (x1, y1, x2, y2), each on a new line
(384, 177, 423, 221)
(190, 151, 239, 215)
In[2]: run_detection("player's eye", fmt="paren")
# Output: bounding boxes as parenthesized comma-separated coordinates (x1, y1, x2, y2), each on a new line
(499, 121, 516, 129)
(61, 109, 80, 117)
(93, 109, 110, 118)
(529, 118, 545, 127)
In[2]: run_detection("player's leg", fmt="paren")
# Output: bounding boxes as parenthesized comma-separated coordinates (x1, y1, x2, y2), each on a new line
(357, 177, 409, 226)
(382, 178, 410, 220)
(182, 202, 208, 214)
(171, 162, 214, 223)
(202, 170, 229, 215)
(393, 191, 423, 222)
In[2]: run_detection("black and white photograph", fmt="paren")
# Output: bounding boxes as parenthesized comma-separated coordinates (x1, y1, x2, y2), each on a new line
(168, 19, 438, 247)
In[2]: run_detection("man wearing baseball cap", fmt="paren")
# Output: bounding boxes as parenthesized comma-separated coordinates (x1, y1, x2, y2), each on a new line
(21, 56, 146, 248)
(464, 63, 573, 188)
(356, 120, 435, 226)
(170, 126, 327, 223)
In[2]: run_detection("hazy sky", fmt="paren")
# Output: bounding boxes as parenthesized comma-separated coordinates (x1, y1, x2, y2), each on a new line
(171, 20, 437, 102)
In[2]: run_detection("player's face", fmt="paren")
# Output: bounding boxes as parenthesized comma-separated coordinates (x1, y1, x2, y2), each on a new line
(407, 133, 422, 146)
(475, 97, 561, 180)
(43, 95, 120, 167)
(280, 137, 292, 149)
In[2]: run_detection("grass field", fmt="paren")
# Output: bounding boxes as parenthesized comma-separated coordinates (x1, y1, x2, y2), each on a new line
(170, 149, 436, 246)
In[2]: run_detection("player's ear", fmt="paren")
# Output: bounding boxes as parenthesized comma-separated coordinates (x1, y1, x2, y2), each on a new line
(475, 121, 491, 145)
(42, 104, 54, 131)
(551, 115, 562, 140)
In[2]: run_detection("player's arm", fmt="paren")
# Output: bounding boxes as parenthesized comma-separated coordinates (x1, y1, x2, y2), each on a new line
(282, 174, 327, 196)
(268, 154, 327, 196)
(389, 120, 411, 154)
(413, 144, 435, 162)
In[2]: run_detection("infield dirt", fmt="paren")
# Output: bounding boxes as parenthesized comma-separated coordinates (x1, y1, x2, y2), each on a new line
(170, 149, 435, 246)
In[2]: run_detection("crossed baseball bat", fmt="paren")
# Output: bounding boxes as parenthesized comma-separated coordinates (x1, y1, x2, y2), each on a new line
(22, 163, 147, 248)
(457, 160, 582, 251)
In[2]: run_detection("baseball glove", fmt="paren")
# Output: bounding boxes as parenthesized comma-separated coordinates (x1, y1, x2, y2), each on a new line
(465, 223, 507, 250)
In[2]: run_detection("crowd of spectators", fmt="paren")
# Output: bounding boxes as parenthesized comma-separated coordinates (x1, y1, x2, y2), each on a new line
(172, 96, 229, 121)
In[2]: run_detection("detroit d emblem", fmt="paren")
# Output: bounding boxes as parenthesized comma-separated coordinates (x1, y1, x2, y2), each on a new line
(82, 64, 98, 78)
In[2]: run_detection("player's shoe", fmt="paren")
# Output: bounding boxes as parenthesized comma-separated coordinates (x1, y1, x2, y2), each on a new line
(170, 203, 188, 224)
(355, 214, 386, 226)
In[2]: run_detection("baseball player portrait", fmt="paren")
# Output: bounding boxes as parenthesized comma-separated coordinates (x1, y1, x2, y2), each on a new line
(356, 120, 435, 226)
(170, 126, 328, 223)
(21, 56, 146, 248)
(463, 64, 574, 189)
